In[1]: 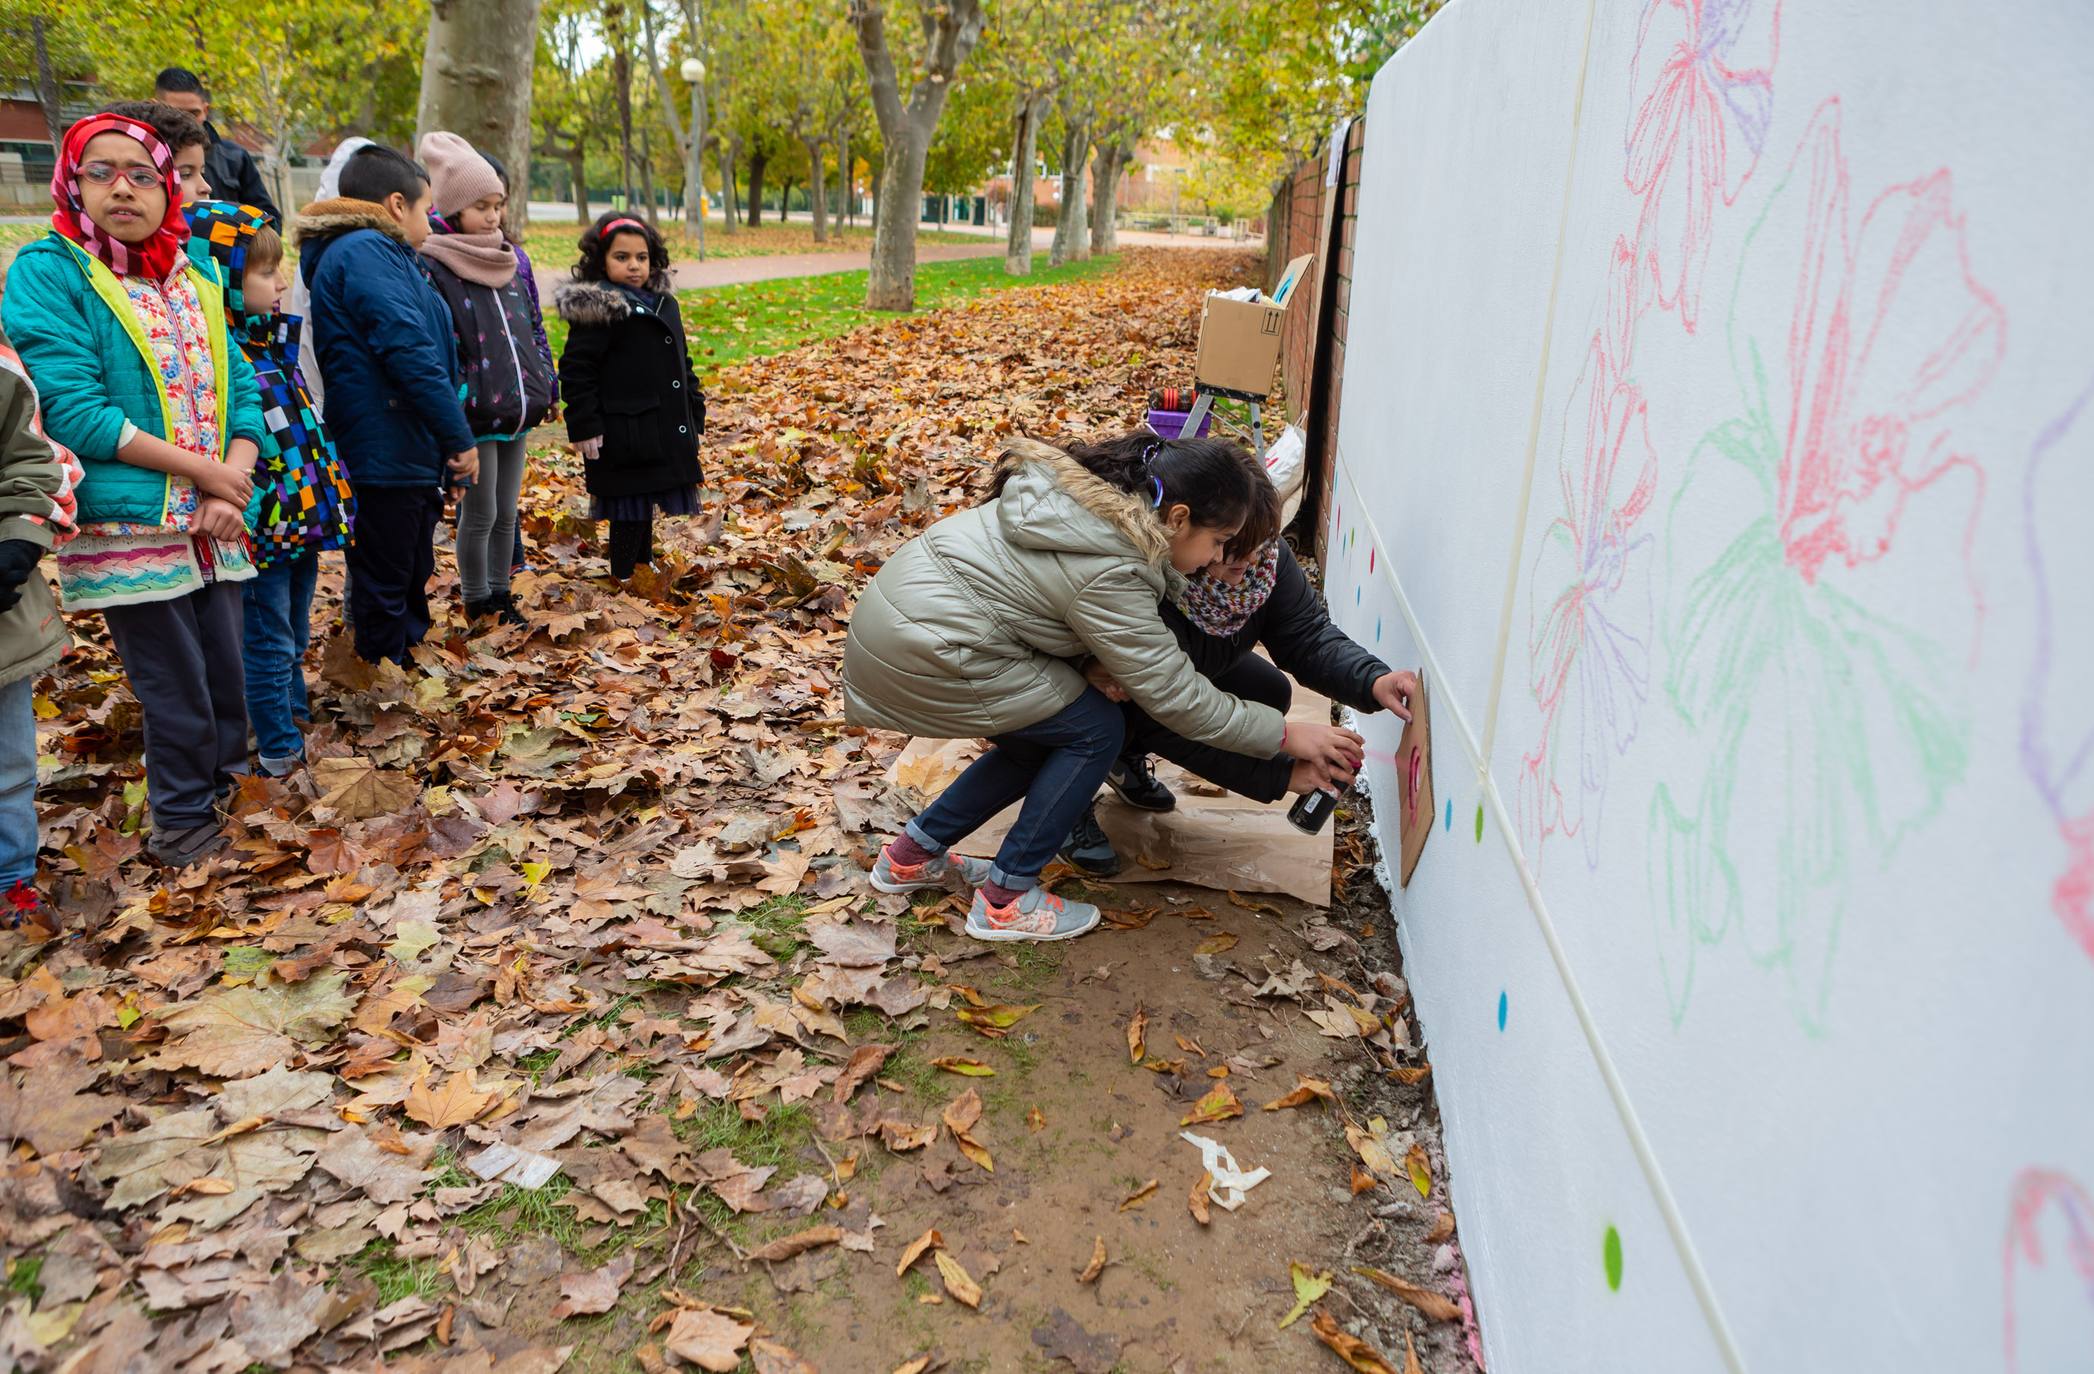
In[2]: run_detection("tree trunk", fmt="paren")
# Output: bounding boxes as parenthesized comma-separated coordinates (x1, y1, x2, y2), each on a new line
(690, 78, 707, 256)
(837, 129, 852, 226)
(638, 122, 659, 226)
(1049, 118, 1089, 267)
(804, 136, 828, 240)
(1003, 92, 1046, 276)
(719, 133, 739, 232)
(31, 17, 65, 150)
(1090, 141, 1125, 255)
(746, 146, 766, 225)
(778, 173, 793, 222)
(567, 151, 589, 221)
(416, 0, 546, 232)
(851, 0, 985, 311)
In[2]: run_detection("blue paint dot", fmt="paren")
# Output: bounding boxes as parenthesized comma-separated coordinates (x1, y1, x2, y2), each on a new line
(1374, 615, 1381, 642)
(1355, 585, 1362, 606)
(1443, 798, 1452, 831)
(1497, 991, 1508, 1031)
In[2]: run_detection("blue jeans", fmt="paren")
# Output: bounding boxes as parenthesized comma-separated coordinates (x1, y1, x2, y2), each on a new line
(0, 676, 36, 889)
(907, 688, 1125, 889)
(243, 549, 319, 765)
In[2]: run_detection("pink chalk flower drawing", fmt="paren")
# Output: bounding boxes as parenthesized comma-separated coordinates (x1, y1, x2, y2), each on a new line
(2021, 379, 2094, 966)
(1648, 99, 2005, 1033)
(1625, 0, 1783, 333)
(2003, 1170, 2094, 1372)
(1522, 325, 1659, 870)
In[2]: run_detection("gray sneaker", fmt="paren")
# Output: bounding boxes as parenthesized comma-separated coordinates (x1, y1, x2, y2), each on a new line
(870, 840, 995, 894)
(964, 886, 1101, 942)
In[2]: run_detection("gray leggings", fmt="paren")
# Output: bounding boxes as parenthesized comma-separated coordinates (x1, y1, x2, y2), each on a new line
(457, 437, 527, 601)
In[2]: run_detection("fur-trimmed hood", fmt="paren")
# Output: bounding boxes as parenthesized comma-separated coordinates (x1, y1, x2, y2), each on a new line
(553, 279, 635, 328)
(291, 198, 409, 250)
(990, 437, 1173, 572)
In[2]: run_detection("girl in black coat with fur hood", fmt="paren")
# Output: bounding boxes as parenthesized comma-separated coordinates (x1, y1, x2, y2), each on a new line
(554, 214, 705, 579)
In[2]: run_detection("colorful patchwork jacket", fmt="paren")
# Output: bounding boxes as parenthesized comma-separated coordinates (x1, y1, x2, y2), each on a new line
(184, 201, 355, 566)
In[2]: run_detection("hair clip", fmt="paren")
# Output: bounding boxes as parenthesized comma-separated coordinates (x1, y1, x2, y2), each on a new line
(1140, 439, 1165, 468)
(1148, 475, 1166, 508)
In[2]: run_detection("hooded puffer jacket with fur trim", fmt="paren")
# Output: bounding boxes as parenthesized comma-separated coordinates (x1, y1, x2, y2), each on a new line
(843, 439, 1288, 755)
(553, 280, 704, 500)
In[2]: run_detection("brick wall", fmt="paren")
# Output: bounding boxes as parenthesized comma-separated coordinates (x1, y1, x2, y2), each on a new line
(1267, 116, 1366, 567)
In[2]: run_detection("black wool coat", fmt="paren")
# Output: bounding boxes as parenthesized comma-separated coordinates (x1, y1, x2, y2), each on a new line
(553, 280, 706, 499)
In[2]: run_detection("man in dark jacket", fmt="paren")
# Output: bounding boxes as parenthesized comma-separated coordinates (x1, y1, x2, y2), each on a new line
(153, 67, 281, 227)
(293, 145, 478, 665)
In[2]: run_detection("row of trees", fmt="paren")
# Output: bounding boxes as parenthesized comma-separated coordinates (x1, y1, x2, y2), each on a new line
(3, 0, 1443, 310)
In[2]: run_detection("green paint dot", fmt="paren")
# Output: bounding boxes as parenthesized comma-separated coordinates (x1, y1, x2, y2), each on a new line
(1603, 1225, 1623, 1290)
(1473, 803, 1485, 842)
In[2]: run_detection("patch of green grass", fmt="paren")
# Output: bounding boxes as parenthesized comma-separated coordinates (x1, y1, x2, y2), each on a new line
(673, 1099, 815, 1173)
(348, 1239, 445, 1305)
(541, 252, 1122, 372)
(5, 1255, 43, 1303)
(996, 1035, 1041, 1076)
(425, 1145, 475, 1192)
(453, 1173, 592, 1254)
(516, 1047, 562, 1082)
(743, 893, 812, 961)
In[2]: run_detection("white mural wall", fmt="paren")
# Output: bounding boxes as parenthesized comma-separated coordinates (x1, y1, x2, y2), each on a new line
(1325, 0, 2094, 1368)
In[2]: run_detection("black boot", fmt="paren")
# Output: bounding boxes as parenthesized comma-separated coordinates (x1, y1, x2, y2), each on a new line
(495, 590, 527, 626)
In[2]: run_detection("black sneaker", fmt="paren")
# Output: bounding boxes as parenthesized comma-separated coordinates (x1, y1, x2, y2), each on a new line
(1107, 755, 1176, 813)
(1058, 802, 1121, 878)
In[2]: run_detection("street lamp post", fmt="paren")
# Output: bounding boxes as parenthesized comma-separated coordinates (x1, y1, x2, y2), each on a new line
(681, 55, 707, 260)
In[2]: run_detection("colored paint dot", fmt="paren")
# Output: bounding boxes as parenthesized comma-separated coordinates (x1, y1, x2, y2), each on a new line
(1496, 990, 1507, 1031)
(1603, 1226, 1624, 1290)
(1443, 799, 1453, 832)
(1474, 803, 1485, 842)
(1355, 585, 1362, 606)
(1369, 547, 1376, 573)
(1374, 615, 1381, 642)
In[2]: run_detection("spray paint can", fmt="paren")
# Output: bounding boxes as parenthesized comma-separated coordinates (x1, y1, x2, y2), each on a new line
(1288, 786, 1343, 835)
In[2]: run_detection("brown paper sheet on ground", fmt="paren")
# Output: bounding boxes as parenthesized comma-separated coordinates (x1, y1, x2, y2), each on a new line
(882, 674, 1335, 907)
(1396, 672, 1433, 886)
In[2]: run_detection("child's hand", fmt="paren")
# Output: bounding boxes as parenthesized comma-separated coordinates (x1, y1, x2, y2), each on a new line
(194, 496, 246, 540)
(1372, 669, 1421, 722)
(1283, 721, 1366, 777)
(1289, 757, 1355, 795)
(448, 449, 481, 485)
(1083, 658, 1129, 702)
(195, 461, 254, 509)
(574, 436, 602, 461)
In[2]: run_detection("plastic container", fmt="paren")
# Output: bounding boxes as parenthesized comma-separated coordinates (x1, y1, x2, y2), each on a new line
(1145, 407, 1214, 441)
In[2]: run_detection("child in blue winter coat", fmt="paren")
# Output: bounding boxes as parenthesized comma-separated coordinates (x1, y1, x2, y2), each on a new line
(295, 144, 479, 665)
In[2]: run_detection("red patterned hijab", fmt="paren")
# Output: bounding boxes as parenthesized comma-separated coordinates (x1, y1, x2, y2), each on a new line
(50, 114, 190, 281)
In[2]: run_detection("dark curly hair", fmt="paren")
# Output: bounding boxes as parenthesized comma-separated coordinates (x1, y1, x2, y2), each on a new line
(990, 432, 1258, 537)
(570, 210, 672, 292)
(1222, 447, 1283, 560)
(98, 99, 207, 153)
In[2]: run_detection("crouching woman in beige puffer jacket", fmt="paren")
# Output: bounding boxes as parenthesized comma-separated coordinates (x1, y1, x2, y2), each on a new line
(843, 432, 1365, 943)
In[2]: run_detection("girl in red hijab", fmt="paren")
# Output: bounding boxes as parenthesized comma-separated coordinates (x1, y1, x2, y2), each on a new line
(0, 112, 269, 867)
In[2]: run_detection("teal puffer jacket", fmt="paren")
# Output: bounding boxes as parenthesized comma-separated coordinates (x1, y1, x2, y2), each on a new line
(0, 234, 266, 527)
(843, 439, 1287, 757)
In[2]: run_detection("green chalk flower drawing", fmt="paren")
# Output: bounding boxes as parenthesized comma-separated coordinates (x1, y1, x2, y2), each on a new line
(1646, 98, 2004, 1034)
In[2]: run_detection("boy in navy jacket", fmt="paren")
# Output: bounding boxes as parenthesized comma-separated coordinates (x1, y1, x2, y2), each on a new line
(294, 145, 478, 664)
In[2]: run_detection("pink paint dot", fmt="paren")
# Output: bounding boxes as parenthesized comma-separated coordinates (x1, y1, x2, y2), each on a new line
(1369, 547, 1376, 573)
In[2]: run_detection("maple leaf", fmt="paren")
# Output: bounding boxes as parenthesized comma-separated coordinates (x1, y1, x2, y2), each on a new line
(312, 755, 421, 820)
(404, 1069, 498, 1129)
(665, 1307, 755, 1371)
(153, 974, 358, 1079)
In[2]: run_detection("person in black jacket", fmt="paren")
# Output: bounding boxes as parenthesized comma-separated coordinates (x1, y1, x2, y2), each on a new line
(1059, 456, 1421, 875)
(554, 213, 705, 580)
(152, 68, 281, 227)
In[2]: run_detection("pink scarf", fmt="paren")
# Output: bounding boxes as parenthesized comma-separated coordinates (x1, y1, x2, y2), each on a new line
(418, 224, 516, 287)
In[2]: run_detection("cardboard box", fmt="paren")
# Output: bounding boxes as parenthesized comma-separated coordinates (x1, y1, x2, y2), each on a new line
(1193, 253, 1314, 398)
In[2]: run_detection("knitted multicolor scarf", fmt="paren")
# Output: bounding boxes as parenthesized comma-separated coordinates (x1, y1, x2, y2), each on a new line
(50, 115, 189, 281)
(1173, 538, 1281, 638)
(183, 200, 356, 566)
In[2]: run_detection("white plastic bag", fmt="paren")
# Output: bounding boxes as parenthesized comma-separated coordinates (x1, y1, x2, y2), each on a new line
(1264, 422, 1309, 526)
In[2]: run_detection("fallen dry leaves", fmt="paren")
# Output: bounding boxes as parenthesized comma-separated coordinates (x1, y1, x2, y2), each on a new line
(1078, 1235, 1108, 1283)
(0, 247, 1464, 1371)
(1310, 1307, 1401, 1373)
(1354, 1265, 1463, 1322)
